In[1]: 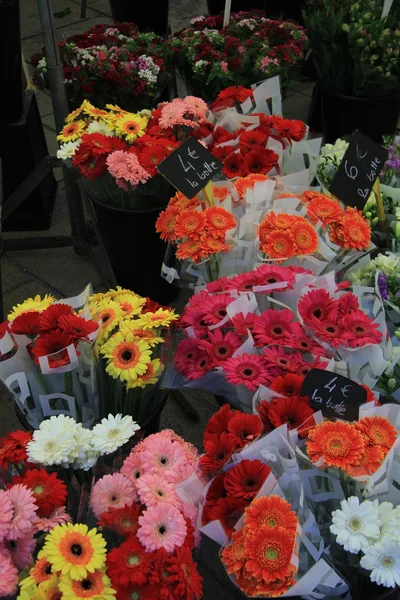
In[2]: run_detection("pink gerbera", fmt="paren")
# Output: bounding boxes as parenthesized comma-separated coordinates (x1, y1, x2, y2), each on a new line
(255, 264, 296, 291)
(198, 330, 242, 366)
(136, 473, 181, 509)
(0, 490, 13, 541)
(231, 312, 257, 336)
(4, 532, 36, 569)
(183, 96, 208, 118)
(106, 151, 151, 188)
(33, 506, 71, 533)
(121, 451, 144, 488)
(180, 308, 210, 336)
(90, 473, 137, 518)
(298, 289, 339, 324)
(225, 272, 262, 293)
(185, 351, 213, 380)
(7, 484, 38, 540)
(340, 311, 383, 348)
(0, 547, 18, 597)
(308, 317, 345, 347)
(137, 504, 187, 553)
(140, 438, 187, 483)
(252, 309, 295, 346)
(174, 338, 200, 376)
(202, 294, 233, 325)
(223, 353, 270, 391)
(338, 293, 360, 316)
(205, 277, 230, 293)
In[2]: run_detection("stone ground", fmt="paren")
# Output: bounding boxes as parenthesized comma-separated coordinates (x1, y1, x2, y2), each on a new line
(1, 5, 314, 595)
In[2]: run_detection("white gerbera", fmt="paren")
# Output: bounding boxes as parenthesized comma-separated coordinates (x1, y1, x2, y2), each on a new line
(91, 414, 140, 454)
(331, 496, 381, 554)
(57, 140, 81, 160)
(71, 424, 100, 470)
(27, 415, 81, 466)
(87, 120, 114, 136)
(361, 539, 400, 588)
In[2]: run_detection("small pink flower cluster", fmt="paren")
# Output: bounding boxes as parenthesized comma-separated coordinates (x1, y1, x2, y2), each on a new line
(90, 429, 199, 554)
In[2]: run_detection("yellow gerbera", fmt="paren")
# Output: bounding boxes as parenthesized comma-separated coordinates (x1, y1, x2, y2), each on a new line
(59, 571, 116, 600)
(105, 103, 123, 112)
(119, 320, 164, 346)
(42, 523, 106, 581)
(137, 308, 178, 330)
(129, 358, 163, 389)
(91, 298, 124, 346)
(57, 120, 87, 142)
(8, 294, 55, 321)
(116, 293, 146, 318)
(82, 101, 109, 120)
(17, 582, 42, 599)
(101, 331, 152, 384)
(20, 552, 56, 590)
(65, 103, 86, 124)
(114, 113, 148, 142)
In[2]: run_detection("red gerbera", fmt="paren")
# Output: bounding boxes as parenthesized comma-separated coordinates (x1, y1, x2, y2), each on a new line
(298, 289, 339, 324)
(222, 152, 246, 179)
(227, 413, 263, 448)
(107, 536, 152, 587)
(39, 303, 73, 331)
(139, 144, 169, 176)
(165, 545, 203, 600)
(256, 264, 296, 290)
(239, 129, 268, 152)
(13, 468, 66, 517)
(225, 459, 271, 500)
(212, 145, 235, 162)
(198, 330, 242, 366)
(231, 312, 257, 336)
(268, 396, 315, 435)
(80, 133, 114, 155)
(308, 316, 346, 347)
(10, 311, 42, 336)
(0, 430, 32, 468)
(75, 153, 108, 179)
(256, 400, 273, 432)
(205, 473, 228, 505)
(340, 310, 383, 348)
(213, 126, 237, 144)
(31, 330, 75, 367)
(98, 503, 141, 537)
(252, 308, 295, 346)
(338, 293, 359, 316)
(223, 353, 270, 391)
(226, 272, 262, 293)
(200, 432, 237, 476)
(113, 583, 156, 600)
(57, 314, 98, 341)
(201, 293, 232, 325)
(244, 148, 279, 175)
(203, 404, 234, 444)
(273, 118, 306, 142)
(270, 373, 304, 397)
(285, 322, 325, 355)
(208, 497, 248, 535)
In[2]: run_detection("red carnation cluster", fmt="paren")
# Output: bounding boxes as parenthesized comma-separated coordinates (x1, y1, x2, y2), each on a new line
(199, 405, 263, 476)
(0, 430, 32, 469)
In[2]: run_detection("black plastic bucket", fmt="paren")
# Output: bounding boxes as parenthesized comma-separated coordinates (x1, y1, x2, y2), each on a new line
(108, 0, 169, 36)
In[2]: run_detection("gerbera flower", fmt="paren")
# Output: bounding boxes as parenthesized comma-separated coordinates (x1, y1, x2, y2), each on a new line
(176, 238, 207, 263)
(331, 496, 380, 553)
(199, 432, 237, 475)
(120, 323, 163, 347)
(203, 404, 234, 443)
(31, 330, 74, 367)
(244, 148, 278, 175)
(201, 293, 232, 325)
(231, 312, 257, 336)
(239, 129, 268, 152)
(267, 396, 315, 434)
(0, 489, 13, 540)
(270, 373, 304, 397)
(208, 497, 248, 535)
(21, 553, 53, 588)
(360, 538, 400, 588)
(4, 532, 36, 570)
(98, 503, 141, 537)
(205, 206, 236, 238)
(9, 311, 42, 336)
(252, 572, 296, 598)
(198, 330, 242, 366)
(101, 332, 152, 384)
(114, 113, 148, 142)
(140, 437, 187, 482)
(245, 525, 296, 583)
(226, 271, 262, 293)
(43, 522, 107, 581)
(165, 545, 203, 600)
(156, 206, 180, 242)
(298, 288, 339, 324)
(175, 209, 206, 239)
(223, 353, 270, 391)
(134, 358, 163, 389)
(120, 451, 144, 487)
(13, 469, 67, 517)
(213, 185, 229, 202)
(136, 472, 180, 508)
(245, 495, 298, 535)
(292, 220, 319, 255)
(57, 314, 98, 341)
(345, 444, 385, 477)
(33, 506, 71, 533)
(57, 120, 86, 142)
(0, 550, 18, 597)
(306, 421, 365, 469)
(356, 416, 397, 452)
(80, 132, 114, 156)
(201, 234, 231, 255)
(340, 311, 383, 348)
(91, 414, 139, 455)
(139, 144, 169, 176)
(256, 264, 296, 290)
(222, 152, 245, 179)
(137, 503, 187, 553)
(26, 415, 78, 467)
(174, 338, 200, 376)
(256, 400, 273, 432)
(58, 570, 116, 600)
(252, 308, 295, 346)
(137, 307, 178, 329)
(234, 173, 270, 199)
(307, 195, 343, 226)
(338, 292, 359, 315)
(260, 229, 296, 260)
(227, 413, 263, 448)
(337, 208, 371, 250)
(107, 536, 151, 587)
(225, 459, 271, 500)
(221, 528, 248, 575)
(90, 473, 137, 518)
(308, 316, 345, 347)
(273, 117, 306, 142)
(8, 294, 55, 321)
(7, 484, 38, 540)
(0, 430, 32, 467)
(91, 298, 124, 343)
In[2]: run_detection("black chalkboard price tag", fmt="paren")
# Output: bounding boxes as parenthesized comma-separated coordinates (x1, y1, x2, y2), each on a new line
(329, 130, 388, 210)
(156, 137, 223, 200)
(300, 368, 367, 421)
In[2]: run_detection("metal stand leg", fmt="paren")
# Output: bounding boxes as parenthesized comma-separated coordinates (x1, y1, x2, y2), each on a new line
(80, 0, 87, 18)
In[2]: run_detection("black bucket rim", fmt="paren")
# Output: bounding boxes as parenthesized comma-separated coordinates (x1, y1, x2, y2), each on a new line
(89, 192, 169, 216)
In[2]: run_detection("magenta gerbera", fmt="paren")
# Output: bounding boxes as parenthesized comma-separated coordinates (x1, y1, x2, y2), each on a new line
(0, 490, 13, 541)
(137, 503, 187, 553)
(340, 310, 383, 347)
(198, 330, 242, 366)
(223, 353, 269, 391)
(231, 312, 257, 336)
(308, 317, 345, 347)
(225, 272, 262, 293)
(252, 308, 295, 346)
(136, 473, 181, 509)
(285, 322, 326, 355)
(263, 346, 300, 371)
(90, 473, 137, 518)
(298, 289, 339, 324)
(7, 484, 38, 540)
(174, 338, 200, 376)
(185, 351, 213, 380)
(256, 264, 296, 291)
(179, 308, 210, 336)
(201, 294, 233, 325)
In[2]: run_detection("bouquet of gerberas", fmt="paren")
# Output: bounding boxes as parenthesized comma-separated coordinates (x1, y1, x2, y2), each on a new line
(169, 11, 308, 102)
(87, 287, 178, 424)
(0, 287, 99, 429)
(32, 23, 171, 112)
(56, 95, 211, 210)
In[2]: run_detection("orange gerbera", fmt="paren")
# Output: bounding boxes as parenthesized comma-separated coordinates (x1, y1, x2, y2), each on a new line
(155, 207, 180, 242)
(245, 525, 295, 583)
(302, 190, 322, 203)
(175, 209, 206, 239)
(244, 495, 298, 535)
(205, 207, 236, 237)
(345, 444, 385, 477)
(169, 191, 200, 210)
(176, 239, 207, 263)
(253, 570, 296, 598)
(57, 120, 86, 142)
(202, 235, 231, 254)
(339, 210, 371, 250)
(29, 555, 54, 585)
(234, 174, 269, 199)
(292, 220, 319, 255)
(260, 212, 294, 232)
(275, 192, 300, 200)
(221, 528, 248, 575)
(213, 186, 229, 202)
(356, 416, 398, 452)
(307, 195, 343, 226)
(306, 421, 365, 469)
(260, 230, 296, 260)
